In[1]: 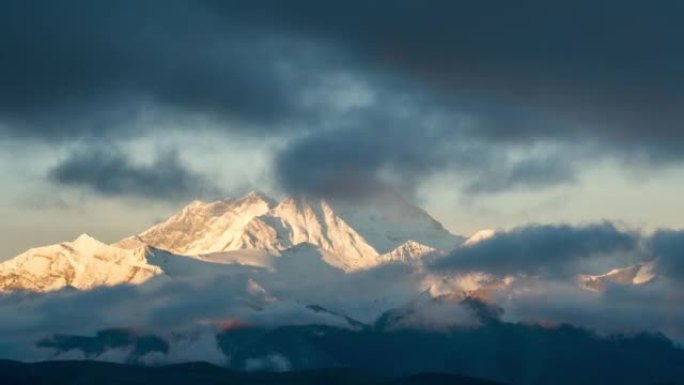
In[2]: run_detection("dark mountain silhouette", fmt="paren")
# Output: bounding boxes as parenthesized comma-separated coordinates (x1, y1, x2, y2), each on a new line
(215, 323, 684, 385)
(33, 318, 684, 384)
(0, 360, 503, 385)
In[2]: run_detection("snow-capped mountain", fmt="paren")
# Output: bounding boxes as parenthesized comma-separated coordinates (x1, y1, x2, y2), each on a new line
(0, 192, 660, 300)
(116, 192, 277, 255)
(117, 191, 462, 271)
(464, 229, 497, 246)
(578, 262, 656, 292)
(0, 234, 163, 293)
(0, 192, 463, 293)
(381, 240, 437, 264)
(326, 189, 463, 254)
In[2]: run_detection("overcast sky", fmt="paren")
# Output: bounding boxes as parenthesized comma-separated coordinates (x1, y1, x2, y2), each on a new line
(2, 0, 684, 258)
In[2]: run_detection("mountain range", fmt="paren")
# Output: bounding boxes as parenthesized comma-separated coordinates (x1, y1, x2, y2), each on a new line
(0, 191, 463, 293)
(0, 192, 677, 385)
(0, 190, 657, 299)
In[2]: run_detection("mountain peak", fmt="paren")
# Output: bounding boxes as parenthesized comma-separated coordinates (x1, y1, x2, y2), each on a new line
(241, 191, 275, 204)
(322, 194, 464, 254)
(277, 194, 318, 207)
(113, 191, 462, 270)
(382, 240, 437, 263)
(578, 262, 656, 292)
(464, 229, 496, 246)
(176, 192, 275, 217)
(72, 233, 103, 247)
(119, 191, 276, 255)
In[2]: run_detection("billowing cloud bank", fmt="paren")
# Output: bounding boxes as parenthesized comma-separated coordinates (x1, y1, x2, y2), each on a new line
(2, 1, 684, 200)
(430, 224, 684, 339)
(1, 222, 683, 366)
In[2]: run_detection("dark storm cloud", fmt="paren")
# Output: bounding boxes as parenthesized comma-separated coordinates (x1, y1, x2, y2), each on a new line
(3, 0, 684, 198)
(0, 0, 327, 139)
(252, 0, 684, 196)
(275, 89, 576, 198)
(221, 0, 684, 151)
(276, 124, 577, 199)
(432, 223, 638, 277)
(49, 146, 217, 201)
(648, 230, 684, 281)
(274, 110, 445, 198)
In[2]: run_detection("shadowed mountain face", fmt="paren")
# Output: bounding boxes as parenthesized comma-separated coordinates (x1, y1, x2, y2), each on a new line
(213, 324, 684, 385)
(31, 322, 684, 385)
(0, 360, 505, 385)
(36, 329, 169, 362)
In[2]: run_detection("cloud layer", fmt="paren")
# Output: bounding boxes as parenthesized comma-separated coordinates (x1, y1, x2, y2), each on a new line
(2, 1, 684, 199)
(1, 222, 684, 361)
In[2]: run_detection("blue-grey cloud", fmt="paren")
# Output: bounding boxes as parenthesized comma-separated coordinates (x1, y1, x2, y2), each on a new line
(432, 223, 638, 277)
(49, 146, 218, 201)
(256, 0, 684, 197)
(0, 0, 336, 140)
(648, 230, 684, 280)
(275, 90, 575, 198)
(221, 0, 684, 153)
(3, 0, 684, 198)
